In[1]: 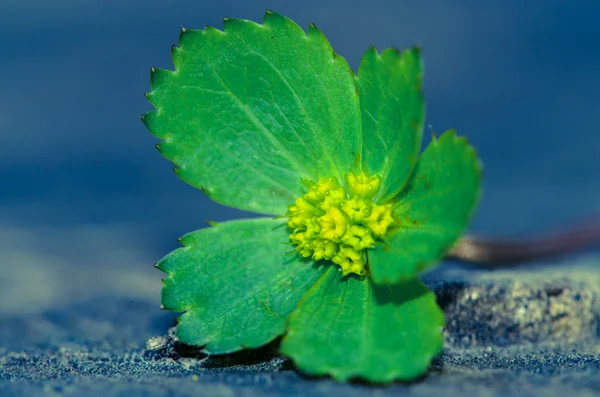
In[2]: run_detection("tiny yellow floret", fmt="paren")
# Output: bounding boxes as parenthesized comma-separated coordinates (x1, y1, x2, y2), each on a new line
(332, 247, 365, 276)
(341, 225, 376, 251)
(319, 206, 348, 242)
(347, 171, 381, 199)
(366, 204, 394, 238)
(286, 172, 396, 276)
(286, 197, 317, 229)
(312, 239, 338, 261)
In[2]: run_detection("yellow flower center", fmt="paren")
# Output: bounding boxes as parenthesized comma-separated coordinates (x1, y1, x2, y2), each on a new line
(286, 172, 395, 276)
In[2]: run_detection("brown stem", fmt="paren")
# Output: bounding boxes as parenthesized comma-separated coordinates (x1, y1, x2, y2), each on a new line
(447, 216, 600, 267)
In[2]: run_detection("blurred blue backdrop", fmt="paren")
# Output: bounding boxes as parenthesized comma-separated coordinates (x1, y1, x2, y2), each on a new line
(1, 0, 599, 311)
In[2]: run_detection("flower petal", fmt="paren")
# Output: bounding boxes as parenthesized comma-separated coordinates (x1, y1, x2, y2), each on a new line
(143, 11, 362, 215)
(281, 268, 444, 382)
(355, 47, 424, 202)
(368, 130, 481, 284)
(157, 218, 326, 354)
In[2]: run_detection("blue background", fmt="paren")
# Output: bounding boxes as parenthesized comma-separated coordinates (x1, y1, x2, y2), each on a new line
(1, 0, 599, 312)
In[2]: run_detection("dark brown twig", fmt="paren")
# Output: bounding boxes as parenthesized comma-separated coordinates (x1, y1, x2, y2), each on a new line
(447, 216, 600, 267)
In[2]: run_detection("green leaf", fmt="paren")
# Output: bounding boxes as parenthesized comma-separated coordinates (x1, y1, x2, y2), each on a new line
(368, 130, 481, 284)
(355, 47, 424, 202)
(281, 267, 444, 382)
(157, 217, 326, 354)
(142, 11, 362, 216)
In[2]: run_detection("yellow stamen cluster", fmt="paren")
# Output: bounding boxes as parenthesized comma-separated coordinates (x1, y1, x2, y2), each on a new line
(286, 172, 394, 276)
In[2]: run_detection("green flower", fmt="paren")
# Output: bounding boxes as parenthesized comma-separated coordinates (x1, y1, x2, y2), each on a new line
(142, 10, 481, 383)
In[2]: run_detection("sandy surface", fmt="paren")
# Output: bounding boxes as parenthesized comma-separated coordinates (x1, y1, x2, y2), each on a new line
(2, 242, 600, 396)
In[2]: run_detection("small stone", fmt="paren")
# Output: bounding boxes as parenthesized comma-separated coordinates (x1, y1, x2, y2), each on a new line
(145, 336, 168, 351)
(178, 357, 195, 370)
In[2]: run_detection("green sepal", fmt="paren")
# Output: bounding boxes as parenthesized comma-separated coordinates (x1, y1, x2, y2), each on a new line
(355, 46, 424, 202)
(157, 218, 326, 354)
(368, 130, 481, 284)
(281, 267, 444, 382)
(142, 11, 362, 216)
